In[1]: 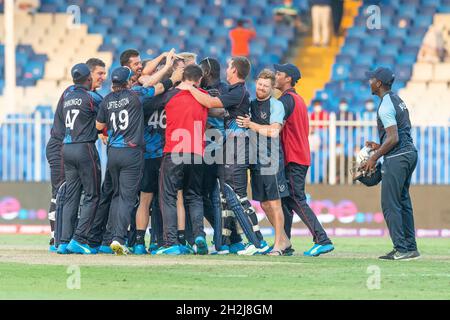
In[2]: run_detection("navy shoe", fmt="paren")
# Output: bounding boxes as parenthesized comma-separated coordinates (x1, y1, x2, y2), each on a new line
(304, 243, 334, 257)
(133, 244, 148, 255)
(56, 243, 70, 254)
(194, 236, 208, 255)
(67, 239, 97, 254)
(154, 244, 182, 255)
(98, 245, 114, 254)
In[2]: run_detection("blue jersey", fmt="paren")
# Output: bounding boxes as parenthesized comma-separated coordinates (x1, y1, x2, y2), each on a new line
(203, 81, 227, 150)
(377, 91, 416, 157)
(97, 86, 155, 149)
(141, 89, 180, 159)
(60, 84, 102, 144)
(250, 97, 285, 168)
(218, 82, 250, 139)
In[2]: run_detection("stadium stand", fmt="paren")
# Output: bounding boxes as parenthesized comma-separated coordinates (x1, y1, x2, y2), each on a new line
(399, 13, 450, 126)
(0, 0, 303, 112)
(312, 0, 450, 116)
(0, 11, 112, 113)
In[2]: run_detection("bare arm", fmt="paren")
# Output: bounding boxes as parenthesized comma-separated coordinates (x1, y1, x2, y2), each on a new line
(370, 126, 399, 161)
(362, 126, 399, 171)
(141, 52, 168, 76)
(177, 83, 224, 109)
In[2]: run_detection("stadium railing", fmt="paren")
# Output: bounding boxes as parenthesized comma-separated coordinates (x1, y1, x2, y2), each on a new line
(0, 114, 449, 185)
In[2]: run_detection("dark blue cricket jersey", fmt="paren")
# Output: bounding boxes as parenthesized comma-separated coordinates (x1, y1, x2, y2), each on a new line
(218, 82, 250, 139)
(142, 89, 181, 159)
(50, 85, 74, 143)
(97, 86, 155, 149)
(377, 91, 416, 157)
(204, 80, 228, 137)
(59, 84, 103, 144)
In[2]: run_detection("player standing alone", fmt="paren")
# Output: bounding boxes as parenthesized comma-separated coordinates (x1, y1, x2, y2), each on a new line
(362, 67, 419, 261)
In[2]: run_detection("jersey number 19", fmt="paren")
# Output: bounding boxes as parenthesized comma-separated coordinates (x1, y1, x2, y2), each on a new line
(110, 110, 129, 131)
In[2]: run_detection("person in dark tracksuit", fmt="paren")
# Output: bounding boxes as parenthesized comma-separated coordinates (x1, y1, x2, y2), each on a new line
(96, 66, 173, 255)
(46, 85, 74, 251)
(185, 57, 269, 256)
(274, 63, 334, 257)
(363, 67, 419, 261)
(56, 63, 103, 255)
(194, 57, 243, 253)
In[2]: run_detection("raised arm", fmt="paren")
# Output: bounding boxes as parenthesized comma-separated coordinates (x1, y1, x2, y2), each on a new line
(141, 51, 169, 76)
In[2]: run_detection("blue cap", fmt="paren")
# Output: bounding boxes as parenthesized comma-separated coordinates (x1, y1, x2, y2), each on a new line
(365, 67, 395, 86)
(71, 63, 91, 81)
(274, 63, 301, 83)
(111, 66, 133, 84)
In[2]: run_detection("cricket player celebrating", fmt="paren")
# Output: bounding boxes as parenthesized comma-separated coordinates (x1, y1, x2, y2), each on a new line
(237, 69, 292, 255)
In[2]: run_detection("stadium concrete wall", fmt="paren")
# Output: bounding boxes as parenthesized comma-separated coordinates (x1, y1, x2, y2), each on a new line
(0, 183, 449, 237)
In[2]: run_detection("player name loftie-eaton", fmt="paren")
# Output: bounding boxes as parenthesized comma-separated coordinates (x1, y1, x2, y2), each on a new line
(176, 304, 273, 317)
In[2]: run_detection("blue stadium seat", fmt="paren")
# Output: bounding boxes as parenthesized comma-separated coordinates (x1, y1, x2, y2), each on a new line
(363, 37, 383, 48)
(394, 65, 412, 82)
(356, 55, 374, 67)
(399, 5, 417, 18)
(335, 54, 353, 65)
(257, 25, 274, 38)
(100, 6, 120, 18)
(144, 35, 165, 49)
(349, 65, 368, 81)
(381, 44, 399, 56)
(377, 55, 395, 67)
(198, 15, 217, 27)
(422, 0, 441, 6)
(186, 36, 207, 49)
(332, 64, 350, 81)
(340, 43, 359, 57)
(223, 5, 242, 18)
(141, 5, 161, 18)
(183, 5, 202, 18)
(396, 54, 417, 65)
(347, 27, 366, 38)
(414, 15, 433, 27)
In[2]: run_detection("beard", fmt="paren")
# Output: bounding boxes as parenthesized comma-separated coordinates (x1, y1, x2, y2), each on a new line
(256, 91, 270, 100)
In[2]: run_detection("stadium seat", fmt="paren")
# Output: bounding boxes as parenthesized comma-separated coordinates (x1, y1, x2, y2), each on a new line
(412, 63, 433, 81)
(433, 62, 450, 81)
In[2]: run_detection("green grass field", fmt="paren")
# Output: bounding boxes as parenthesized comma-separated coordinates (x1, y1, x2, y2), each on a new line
(0, 235, 449, 300)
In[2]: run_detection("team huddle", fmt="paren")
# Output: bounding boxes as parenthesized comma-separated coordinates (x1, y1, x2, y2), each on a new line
(45, 48, 335, 257)
(45, 46, 420, 260)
